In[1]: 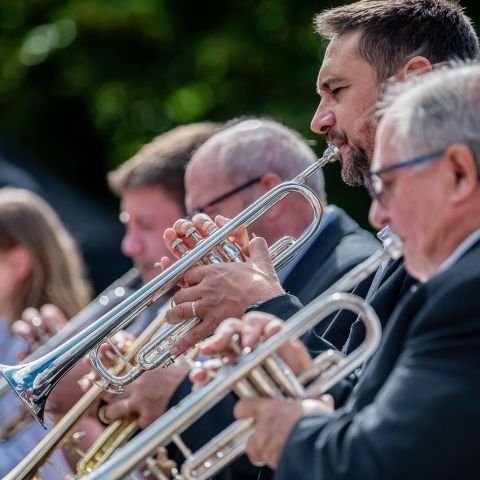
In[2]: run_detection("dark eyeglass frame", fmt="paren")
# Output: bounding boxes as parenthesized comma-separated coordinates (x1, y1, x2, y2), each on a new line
(364, 149, 445, 206)
(186, 176, 262, 219)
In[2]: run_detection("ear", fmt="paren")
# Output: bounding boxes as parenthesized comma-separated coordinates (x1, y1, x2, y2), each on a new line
(8, 245, 32, 284)
(393, 56, 433, 82)
(445, 143, 479, 204)
(258, 172, 284, 220)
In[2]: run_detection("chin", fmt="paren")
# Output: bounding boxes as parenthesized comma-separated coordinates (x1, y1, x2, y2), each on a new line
(340, 162, 364, 186)
(404, 253, 429, 282)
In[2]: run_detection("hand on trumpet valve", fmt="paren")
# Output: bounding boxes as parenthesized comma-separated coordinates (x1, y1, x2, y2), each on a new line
(164, 213, 250, 260)
(190, 311, 334, 469)
(159, 213, 251, 281)
(199, 312, 312, 375)
(165, 237, 285, 358)
(12, 304, 67, 359)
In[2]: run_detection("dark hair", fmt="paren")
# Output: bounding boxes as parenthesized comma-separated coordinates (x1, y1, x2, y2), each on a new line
(108, 122, 221, 208)
(315, 0, 479, 81)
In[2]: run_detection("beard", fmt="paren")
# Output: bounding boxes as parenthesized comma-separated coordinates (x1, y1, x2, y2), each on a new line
(340, 144, 371, 186)
(328, 116, 377, 187)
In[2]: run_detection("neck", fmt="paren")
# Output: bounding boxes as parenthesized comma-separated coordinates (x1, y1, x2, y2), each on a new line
(423, 220, 480, 281)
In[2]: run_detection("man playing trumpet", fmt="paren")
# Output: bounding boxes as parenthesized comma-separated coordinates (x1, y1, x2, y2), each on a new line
(197, 60, 480, 479)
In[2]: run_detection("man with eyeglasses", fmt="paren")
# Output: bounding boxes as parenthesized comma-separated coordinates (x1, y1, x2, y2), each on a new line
(198, 60, 480, 480)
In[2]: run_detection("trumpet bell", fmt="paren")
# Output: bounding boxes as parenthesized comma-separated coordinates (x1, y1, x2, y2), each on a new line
(0, 361, 51, 429)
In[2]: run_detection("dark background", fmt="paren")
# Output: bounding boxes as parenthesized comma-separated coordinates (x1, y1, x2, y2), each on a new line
(1, 0, 479, 292)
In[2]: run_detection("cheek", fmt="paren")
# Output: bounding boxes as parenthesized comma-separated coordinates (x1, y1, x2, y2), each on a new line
(392, 194, 428, 251)
(348, 90, 378, 129)
(0, 270, 16, 308)
(222, 200, 244, 218)
(143, 231, 169, 259)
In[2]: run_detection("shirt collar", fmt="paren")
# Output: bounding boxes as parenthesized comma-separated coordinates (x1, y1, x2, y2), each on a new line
(434, 228, 480, 277)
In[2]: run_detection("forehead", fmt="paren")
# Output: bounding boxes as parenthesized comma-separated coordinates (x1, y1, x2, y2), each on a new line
(318, 31, 376, 88)
(185, 145, 233, 208)
(121, 185, 178, 215)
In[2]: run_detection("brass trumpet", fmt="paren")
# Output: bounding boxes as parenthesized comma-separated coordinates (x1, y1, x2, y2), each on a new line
(80, 235, 402, 480)
(0, 145, 339, 428)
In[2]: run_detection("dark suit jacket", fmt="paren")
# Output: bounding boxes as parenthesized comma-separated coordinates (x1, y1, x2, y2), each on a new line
(276, 239, 480, 480)
(166, 207, 379, 480)
(248, 207, 379, 351)
(284, 206, 379, 305)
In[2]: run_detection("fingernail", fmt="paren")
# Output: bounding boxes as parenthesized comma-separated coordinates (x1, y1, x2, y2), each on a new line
(31, 316, 42, 327)
(77, 377, 91, 390)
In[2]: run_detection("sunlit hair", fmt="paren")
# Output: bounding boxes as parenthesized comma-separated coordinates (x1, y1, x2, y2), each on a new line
(0, 188, 91, 321)
(315, 0, 479, 82)
(198, 117, 327, 204)
(378, 60, 480, 166)
(107, 122, 221, 210)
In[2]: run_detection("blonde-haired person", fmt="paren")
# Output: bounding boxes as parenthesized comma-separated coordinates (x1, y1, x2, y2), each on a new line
(0, 187, 92, 477)
(0, 188, 91, 321)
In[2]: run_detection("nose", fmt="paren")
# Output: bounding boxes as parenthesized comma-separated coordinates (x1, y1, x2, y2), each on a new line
(121, 227, 143, 258)
(311, 102, 335, 135)
(368, 199, 389, 231)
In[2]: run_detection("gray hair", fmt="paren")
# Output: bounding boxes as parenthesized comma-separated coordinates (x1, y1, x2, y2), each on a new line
(206, 118, 326, 201)
(378, 61, 480, 168)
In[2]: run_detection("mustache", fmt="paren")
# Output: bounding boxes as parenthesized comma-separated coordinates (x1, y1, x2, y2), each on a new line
(327, 129, 348, 146)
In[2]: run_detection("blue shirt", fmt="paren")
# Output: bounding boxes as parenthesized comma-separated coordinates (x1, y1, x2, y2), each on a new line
(0, 319, 70, 478)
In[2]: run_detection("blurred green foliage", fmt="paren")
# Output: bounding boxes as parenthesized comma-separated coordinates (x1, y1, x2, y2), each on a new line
(0, 0, 479, 228)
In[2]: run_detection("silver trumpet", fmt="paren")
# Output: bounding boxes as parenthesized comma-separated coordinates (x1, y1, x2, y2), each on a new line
(0, 145, 340, 428)
(81, 234, 402, 480)
(90, 232, 297, 393)
(0, 267, 139, 440)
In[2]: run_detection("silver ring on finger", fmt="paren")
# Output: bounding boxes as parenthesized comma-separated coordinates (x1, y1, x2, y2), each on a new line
(191, 301, 198, 318)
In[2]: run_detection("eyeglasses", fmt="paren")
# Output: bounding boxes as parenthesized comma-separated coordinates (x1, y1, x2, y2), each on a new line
(364, 149, 445, 206)
(186, 176, 262, 219)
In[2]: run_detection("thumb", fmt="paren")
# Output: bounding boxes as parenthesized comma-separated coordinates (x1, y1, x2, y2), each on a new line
(248, 236, 272, 266)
